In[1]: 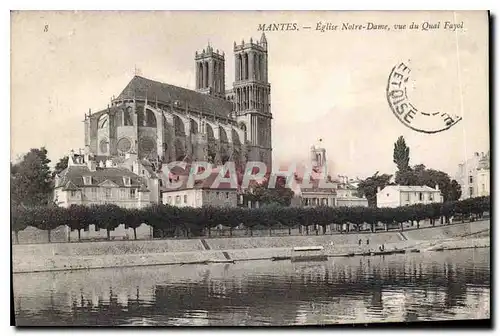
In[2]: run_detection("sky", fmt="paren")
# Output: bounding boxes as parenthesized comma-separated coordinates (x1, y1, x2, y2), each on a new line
(10, 10, 489, 179)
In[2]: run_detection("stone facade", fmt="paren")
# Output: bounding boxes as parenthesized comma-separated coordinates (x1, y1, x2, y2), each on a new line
(84, 33, 272, 171)
(54, 151, 152, 208)
(456, 151, 490, 199)
(162, 188, 237, 208)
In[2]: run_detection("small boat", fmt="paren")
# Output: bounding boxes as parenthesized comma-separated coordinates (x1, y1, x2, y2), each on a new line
(208, 259, 235, 264)
(180, 260, 209, 265)
(291, 246, 328, 262)
(291, 255, 328, 262)
(393, 249, 406, 254)
(271, 256, 291, 261)
(372, 250, 393, 256)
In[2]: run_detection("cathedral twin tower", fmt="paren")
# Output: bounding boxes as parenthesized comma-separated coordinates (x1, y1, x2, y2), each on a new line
(194, 32, 272, 166)
(85, 33, 272, 169)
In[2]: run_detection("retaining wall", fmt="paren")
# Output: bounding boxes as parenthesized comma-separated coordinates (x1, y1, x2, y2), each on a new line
(204, 232, 402, 250)
(12, 220, 490, 273)
(403, 220, 490, 241)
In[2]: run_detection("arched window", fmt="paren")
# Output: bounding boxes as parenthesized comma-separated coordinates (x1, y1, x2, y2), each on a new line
(174, 115, 185, 136)
(146, 109, 157, 127)
(190, 119, 198, 134)
(124, 107, 133, 126)
(99, 139, 108, 153)
(219, 126, 228, 143)
(239, 123, 247, 142)
(232, 129, 241, 146)
(98, 114, 108, 129)
(175, 138, 185, 161)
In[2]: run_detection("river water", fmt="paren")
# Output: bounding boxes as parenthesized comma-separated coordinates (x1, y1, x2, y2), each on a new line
(13, 248, 490, 326)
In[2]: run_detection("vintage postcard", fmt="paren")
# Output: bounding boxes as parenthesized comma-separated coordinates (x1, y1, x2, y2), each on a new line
(11, 10, 490, 327)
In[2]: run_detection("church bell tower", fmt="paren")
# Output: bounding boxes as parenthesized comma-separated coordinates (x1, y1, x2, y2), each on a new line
(195, 44, 226, 99)
(233, 33, 272, 168)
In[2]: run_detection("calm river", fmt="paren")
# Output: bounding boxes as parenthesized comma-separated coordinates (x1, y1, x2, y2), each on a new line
(13, 248, 490, 326)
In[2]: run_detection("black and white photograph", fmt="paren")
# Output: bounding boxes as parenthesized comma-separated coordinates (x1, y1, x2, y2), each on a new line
(10, 10, 490, 327)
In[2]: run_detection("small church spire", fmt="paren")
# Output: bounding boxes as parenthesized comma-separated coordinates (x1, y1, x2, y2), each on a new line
(260, 32, 267, 47)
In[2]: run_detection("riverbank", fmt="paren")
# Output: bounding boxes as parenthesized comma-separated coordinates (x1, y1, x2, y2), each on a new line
(12, 220, 490, 273)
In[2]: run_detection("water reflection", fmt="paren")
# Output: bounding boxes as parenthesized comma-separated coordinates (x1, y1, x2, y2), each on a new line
(14, 249, 490, 326)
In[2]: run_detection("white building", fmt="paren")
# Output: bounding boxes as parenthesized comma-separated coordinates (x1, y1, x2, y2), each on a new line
(54, 150, 152, 208)
(456, 151, 490, 199)
(161, 169, 238, 208)
(376, 185, 443, 208)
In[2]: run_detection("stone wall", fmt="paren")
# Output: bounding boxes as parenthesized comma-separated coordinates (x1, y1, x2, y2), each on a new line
(12, 223, 153, 244)
(12, 225, 69, 244)
(12, 220, 490, 273)
(68, 223, 153, 241)
(204, 232, 402, 250)
(403, 220, 490, 241)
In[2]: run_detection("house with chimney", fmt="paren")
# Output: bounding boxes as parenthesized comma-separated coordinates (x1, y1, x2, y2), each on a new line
(53, 149, 152, 208)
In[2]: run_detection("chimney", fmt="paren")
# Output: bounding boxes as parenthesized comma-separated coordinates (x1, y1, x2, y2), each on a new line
(88, 158, 96, 172)
(435, 184, 439, 191)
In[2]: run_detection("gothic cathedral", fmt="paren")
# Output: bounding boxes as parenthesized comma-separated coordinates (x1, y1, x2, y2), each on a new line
(84, 33, 272, 170)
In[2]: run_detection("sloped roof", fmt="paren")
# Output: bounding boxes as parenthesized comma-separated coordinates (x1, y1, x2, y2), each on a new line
(300, 178, 337, 194)
(93, 155, 126, 166)
(62, 181, 79, 191)
(381, 185, 440, 193)
(337, 183, 357, 190)
(140, 159, 158, 178)
(116, 76, 233, 118)
(292, 172, 338, 193)
(56, 165, 147, 189)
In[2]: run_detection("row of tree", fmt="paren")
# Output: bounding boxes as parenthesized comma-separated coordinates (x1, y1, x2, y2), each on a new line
(11, 196, 490, 242)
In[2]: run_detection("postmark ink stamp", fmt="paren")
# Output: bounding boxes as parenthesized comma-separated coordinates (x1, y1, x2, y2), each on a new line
(386, 62, 462, 134)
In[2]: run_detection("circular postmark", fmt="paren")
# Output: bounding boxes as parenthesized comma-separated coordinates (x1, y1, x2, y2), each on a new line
(386, 62, 462, 134)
